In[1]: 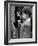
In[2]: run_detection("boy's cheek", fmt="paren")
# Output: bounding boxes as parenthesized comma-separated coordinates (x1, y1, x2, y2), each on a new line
(22, 15, 26, 19)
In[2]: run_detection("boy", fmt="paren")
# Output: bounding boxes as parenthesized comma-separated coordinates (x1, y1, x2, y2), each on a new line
(20, 7, 32, 38)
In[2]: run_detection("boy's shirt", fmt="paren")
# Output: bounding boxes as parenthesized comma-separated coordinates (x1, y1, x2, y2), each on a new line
(20, 18, 32, 38)
(21, 18, 31, 29)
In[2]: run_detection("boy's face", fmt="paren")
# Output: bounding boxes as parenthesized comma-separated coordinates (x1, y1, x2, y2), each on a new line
(22, 12, 28, 19)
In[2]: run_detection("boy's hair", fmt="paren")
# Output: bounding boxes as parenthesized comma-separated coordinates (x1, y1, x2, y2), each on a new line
(22, 7, 32, 17)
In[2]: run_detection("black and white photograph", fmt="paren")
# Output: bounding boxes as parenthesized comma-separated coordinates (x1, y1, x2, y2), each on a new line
(4, 1, 37, 45)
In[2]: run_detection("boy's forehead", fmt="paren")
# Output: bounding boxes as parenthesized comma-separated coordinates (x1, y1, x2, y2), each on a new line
(22, 12, 28, 15)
